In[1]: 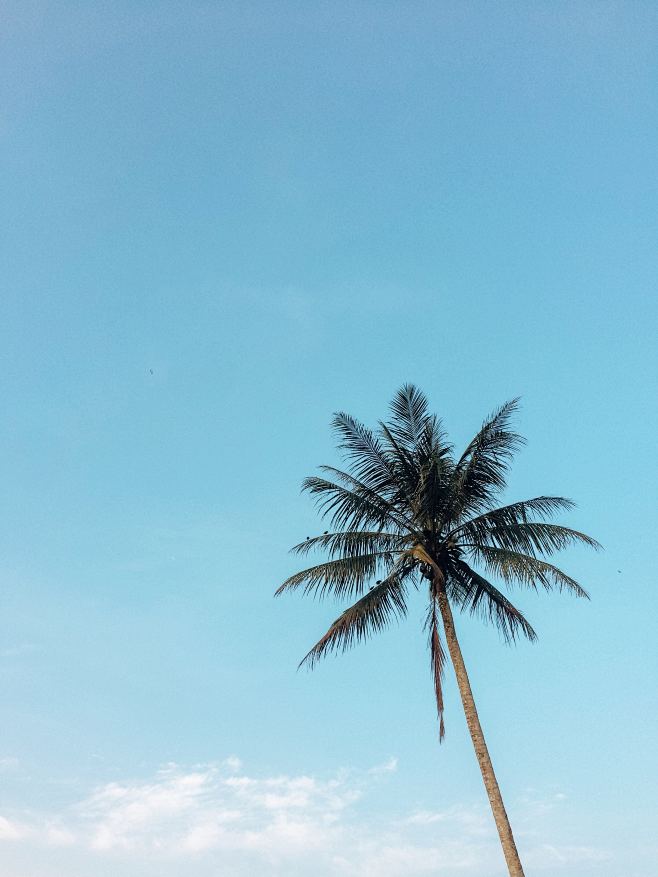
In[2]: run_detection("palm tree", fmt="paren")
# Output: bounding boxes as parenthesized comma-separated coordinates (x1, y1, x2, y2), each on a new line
(276, 386, 600, 877)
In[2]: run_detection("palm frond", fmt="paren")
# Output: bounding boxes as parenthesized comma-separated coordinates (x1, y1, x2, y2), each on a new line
(299, 567, 410, 668)
(427, 601, 446, 741)
(387, 384, 431, 449)
(377, 422, 421, 496)
(302, 475, 404, 534)
(275, 553, 392, 600)
(417, 414, 454, 462)
(448, 399, 525, 520)
(470, 522, 602, 556)
(450, 561, 537, 643)
(332, 412, 400, 496)
(415, 446, 454, 533)
(307, 470, 417, 534)
(454, 496, 578, 535)
(291, 531, 409, 558)
(465, 545, 590, 598)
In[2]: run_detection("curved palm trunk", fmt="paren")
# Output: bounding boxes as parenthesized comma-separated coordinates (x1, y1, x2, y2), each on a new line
(436, 585, 525, 877)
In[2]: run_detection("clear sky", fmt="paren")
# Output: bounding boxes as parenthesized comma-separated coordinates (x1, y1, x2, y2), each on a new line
(1, 3, 656, 876)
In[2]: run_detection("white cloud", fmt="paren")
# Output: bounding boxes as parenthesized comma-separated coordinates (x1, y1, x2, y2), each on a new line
(368, 756, 398, 776)
(405, 805, 490, 836)
(0, 760, 609, 877)
(43, 824, 76, 847)
(222, 755, 242, 773)
(0, 817, 29, 842)
(525, 843, 611, 867)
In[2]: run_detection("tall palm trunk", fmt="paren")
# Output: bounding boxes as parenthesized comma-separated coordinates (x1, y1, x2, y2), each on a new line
(436, 582, 525, 877)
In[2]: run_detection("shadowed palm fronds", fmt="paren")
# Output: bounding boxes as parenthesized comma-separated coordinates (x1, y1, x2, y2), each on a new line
(276, 385, 600, 877)
(276, 384, 600, 739)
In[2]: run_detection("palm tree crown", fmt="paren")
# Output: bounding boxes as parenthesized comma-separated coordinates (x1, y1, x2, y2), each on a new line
(276, 385, 600, 739)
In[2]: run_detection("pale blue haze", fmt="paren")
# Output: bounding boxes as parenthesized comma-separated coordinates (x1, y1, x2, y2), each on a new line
(0, 3, 656, 875)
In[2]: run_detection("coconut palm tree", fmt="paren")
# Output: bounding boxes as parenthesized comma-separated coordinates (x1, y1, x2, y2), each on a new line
(275, 386, 599, 877)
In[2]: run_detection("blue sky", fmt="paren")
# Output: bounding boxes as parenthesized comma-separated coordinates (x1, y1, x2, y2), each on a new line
(1, 2, 656, 875)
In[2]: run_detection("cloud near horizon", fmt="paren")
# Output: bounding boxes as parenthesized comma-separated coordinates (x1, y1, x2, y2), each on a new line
(0, 758, 609, 877)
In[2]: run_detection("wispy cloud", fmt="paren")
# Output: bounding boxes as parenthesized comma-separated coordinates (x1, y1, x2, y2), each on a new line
(0, 817, 29, 842)
(0, 759, 609, 877)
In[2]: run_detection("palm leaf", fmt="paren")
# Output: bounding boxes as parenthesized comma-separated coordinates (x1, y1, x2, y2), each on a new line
(465, 545, 590, 598)
(332, 412, 400, 496)
(415, 446, 454, 533)
(474, 522, 601, 556)
(456, 496, 578, 531)
(451, 561, 537, 643)
(427, 601, 446, 740)
(275, 553, 392, 600)
(299, 567, 410, 668)
(448, 399, 525, 520)
(377, 421, 422, 499)
(291, 530, 409, 559)
(306, 470, 417, 534)
(387, 384, 431, 449)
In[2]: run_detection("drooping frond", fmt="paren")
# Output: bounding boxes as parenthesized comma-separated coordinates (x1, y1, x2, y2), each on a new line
(299, 567, 410, 668)
(275, 553, 392, 600)
(291, 531, 409, 559)
(448, 399, 525, 520)
(465, 545, 590, 598)
(450, 560, 537, 643)
(427, 601, 446, 741)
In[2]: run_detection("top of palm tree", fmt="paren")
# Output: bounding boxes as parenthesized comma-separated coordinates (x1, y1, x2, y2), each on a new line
(276, 385, 600, 739)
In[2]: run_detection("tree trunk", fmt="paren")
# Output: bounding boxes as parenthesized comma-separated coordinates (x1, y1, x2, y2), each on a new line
(436, 584, 526, 877)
